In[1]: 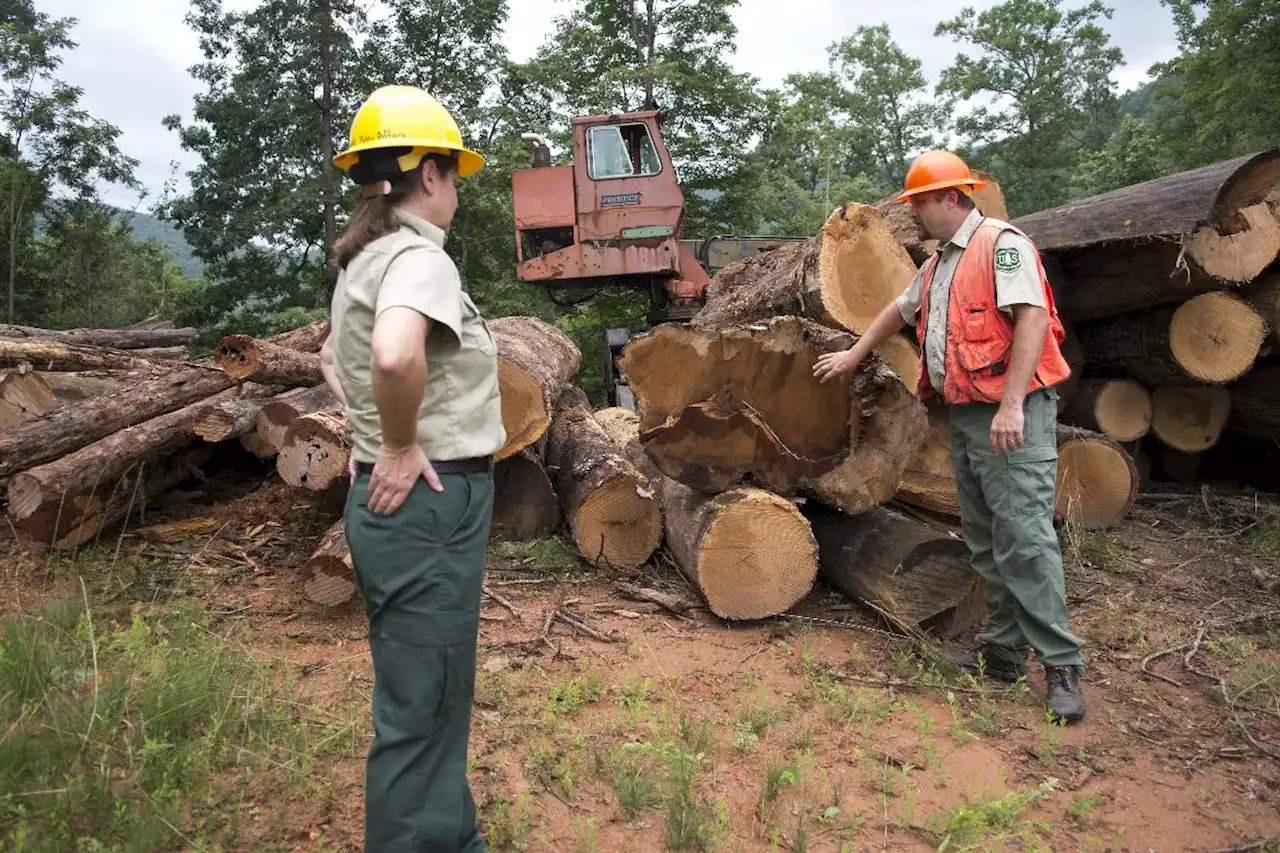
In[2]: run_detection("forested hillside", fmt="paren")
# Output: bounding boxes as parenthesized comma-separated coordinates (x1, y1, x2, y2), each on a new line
(2, 0, 1277, 396)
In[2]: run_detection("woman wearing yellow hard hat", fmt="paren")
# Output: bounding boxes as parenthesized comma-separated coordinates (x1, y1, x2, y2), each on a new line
(319, 84, 504, 852)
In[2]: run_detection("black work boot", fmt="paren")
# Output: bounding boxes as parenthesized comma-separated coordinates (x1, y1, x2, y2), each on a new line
(950, 645, 1027, 683)
(1045, 665, 1086, 723)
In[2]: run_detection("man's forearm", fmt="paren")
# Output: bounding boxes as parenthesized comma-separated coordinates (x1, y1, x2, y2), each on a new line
(849, 300, 909, 361)
(373, 356, 426, 449)
(1002, 306, 1049, 407)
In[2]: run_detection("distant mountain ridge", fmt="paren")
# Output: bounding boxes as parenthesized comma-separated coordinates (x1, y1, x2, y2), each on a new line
(113, 208, 204, 278)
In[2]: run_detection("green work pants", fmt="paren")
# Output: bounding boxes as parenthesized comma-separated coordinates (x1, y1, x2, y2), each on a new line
(344, 469, 494, 853)
(947, 388, 1085, 670)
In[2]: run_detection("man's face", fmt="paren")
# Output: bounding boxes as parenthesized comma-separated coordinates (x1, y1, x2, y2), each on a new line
(908, 189, 952, 240)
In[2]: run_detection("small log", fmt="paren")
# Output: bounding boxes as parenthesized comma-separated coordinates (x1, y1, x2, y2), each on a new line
(0, 339, 160, 371)
(492, 443, 561, 541)
(489, 316, 582, 461)
(277, 409, 351, 490)
(693, 202, 916, 335)
(138, 516, 223, 543)
(1151, 385, 1231, 453)
(597, 406, 819, 621)
(1055, 425, 1139, 529)
(268, 318, 331, 353)
(213, 334, 323, 384)
(871, 171, 1009, 264)
(249, 384, 336, 457)
(1244, 268, 1280, 349)
(1060, 378, 1153, 442)
(130, 346, 188, 361)
(1075, 291, 1265, 385)
(303, 520, 356, 607)
(806, 503, 986, 638)
(0, 322, 198, 348)
(545, 386, 661, 569)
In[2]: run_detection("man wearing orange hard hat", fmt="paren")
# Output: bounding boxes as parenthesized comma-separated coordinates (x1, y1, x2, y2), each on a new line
(814, 150, 1085, 724)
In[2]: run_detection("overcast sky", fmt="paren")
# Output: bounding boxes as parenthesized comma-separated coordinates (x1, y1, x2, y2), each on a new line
(38, 0, 1178, 210)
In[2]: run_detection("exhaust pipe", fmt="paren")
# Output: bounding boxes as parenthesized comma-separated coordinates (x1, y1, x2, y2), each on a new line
(521, 132, 552, 168)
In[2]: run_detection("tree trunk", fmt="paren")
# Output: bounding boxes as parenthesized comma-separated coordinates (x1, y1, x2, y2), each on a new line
(129, 346, 188, 361)
(806, 504, 986, 638)
(248, 384, 336, 457)
(692, 202, 916, 335)
(193, 387, 287, 442)
(38, 371, 127, 402)
(596, 406, 819, 621)
(213, 334, 323, 384)
(873, 334, 919, 392)
(489, 316, 582, 461)
(0, 323, 198, 348)
(1075, 291, 1265, 385)
(544, 386, 661, 569)
(7, 386, 241, 522)
(1059, 378, 1153, 442)
(0, 365, 238, 478)
(277, 408, 351, 490)
(0, 339, 161, 371)
(871, 171, 1009, 264)
(1227, 366, 1280, 443)
(618, 316, 926, 509)
(492, 443, 561, 541)
(1151, 385, 1231, 452)
(303, 520, 356, 607)
(267, 318, 330, 353)
(1055, 425, 1139, 530)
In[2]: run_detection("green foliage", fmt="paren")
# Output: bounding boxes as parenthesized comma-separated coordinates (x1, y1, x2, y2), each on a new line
(1069, 114, 1178, 199)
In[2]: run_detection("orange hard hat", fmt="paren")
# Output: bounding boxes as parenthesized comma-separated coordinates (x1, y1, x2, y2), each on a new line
(898, 151, 987, 201)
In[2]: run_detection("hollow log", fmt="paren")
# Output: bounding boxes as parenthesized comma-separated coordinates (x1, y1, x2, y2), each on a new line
(268, 318, 331, 353)
(871, 171, 1009, 264)
(1151, 385, 1231, 453)
(1059, 378, 1153, 442)
(596, 406, 819, 621)
(0, 339, 162, 372)
(545, 386, 661, 569)
(249, 384, 336, 457)
(489, 316, 582, 462)
(1074, 291, 1265, 385)
(277, 409, 351, 490)
(693, 202, 916, 335)
(1227, 365, 1280, 443)
(492, 443, 561, 541)
(806, 504, 986, 638)
(302, 520, 356, 607)
(213, 334, 323, 385)
(0, 323, 198, 348)
(1054, 425, 1139, 529)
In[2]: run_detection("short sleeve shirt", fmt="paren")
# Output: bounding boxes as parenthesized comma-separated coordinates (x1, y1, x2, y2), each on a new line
(329, 208, 506, 462)
(895, 209, 1044, 393)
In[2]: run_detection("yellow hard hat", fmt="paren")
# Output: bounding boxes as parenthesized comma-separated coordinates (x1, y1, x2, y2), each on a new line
(333, 85, 484, 178)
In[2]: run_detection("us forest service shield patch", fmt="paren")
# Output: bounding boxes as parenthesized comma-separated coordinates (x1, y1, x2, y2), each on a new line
(995, 247, 1021, 272)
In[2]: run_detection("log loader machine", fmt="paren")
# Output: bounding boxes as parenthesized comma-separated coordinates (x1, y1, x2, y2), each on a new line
(511, 109, 802, 409)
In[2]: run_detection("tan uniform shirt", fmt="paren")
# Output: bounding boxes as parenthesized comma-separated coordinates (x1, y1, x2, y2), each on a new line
(329, 208, 505, 463)
(895, 209, 1045, 394)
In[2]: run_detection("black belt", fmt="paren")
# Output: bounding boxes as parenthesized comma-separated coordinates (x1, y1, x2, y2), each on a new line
(354, 455, 492, 475)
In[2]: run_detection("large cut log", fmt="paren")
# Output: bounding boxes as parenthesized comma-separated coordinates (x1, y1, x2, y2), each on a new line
(806, 504, 985, 638)
(618, 316, 926, 511)
(0, 339, 161, 372)
(1, 372, 56, 423)
(1227, 366, 1280, 443)
(545, 386, 661, 569)
(0, 365, 238, 478)
(39, 371, 127, 401)
(692, 202, 916, 335)
(302, 520, 357, 607)
(1056, 315, 1084, 414)
(131, 346, 188, 361)
(873, 334, 920, 392)
(492, 442, 561, 541)
(1151, 385, 1231, 453)
(0, 323, 198, 348)
(1075, 291, 1265, 385)
(1059, 378, 1152, 442)
(213, 334, 323, 384)
(1055, 426, 1139, 529)
(277, 409, 351, 490)
(896, 408, 961, 518)
(193, 387, 287, 442)
(7, 386, 241, 522)
(489, 316, 582, 461)
(248, 384, 336, 457)
(596, 406, 819, 621)
(1014, 150, 1280, 320)
(268, 318, 330, 353)
(871, 171, 1010, 264)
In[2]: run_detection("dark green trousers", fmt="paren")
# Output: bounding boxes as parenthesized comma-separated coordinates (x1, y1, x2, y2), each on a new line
(344, 469, 494, 853)
(947, 388, 1085, 669)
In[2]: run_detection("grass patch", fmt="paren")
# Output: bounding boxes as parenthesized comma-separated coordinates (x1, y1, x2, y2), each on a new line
(0, 593, 361, 852)
(487, 537, 581, 573)
(924, 779, 1058, 850)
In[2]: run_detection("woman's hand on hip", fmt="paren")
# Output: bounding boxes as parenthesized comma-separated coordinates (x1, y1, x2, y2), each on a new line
(367, 443, 443, 514)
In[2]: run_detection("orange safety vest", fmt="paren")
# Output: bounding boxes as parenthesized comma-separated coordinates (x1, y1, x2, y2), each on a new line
(916, 218, 1071, 405)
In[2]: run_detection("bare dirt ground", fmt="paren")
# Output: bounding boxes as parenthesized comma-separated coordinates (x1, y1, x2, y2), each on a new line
(4, 449, 1280, 852)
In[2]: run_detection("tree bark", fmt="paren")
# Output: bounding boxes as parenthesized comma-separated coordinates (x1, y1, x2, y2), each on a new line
(596, 406, 819, 621)
(1074, 291, 1265, 385)
(492, 442, 561, 541)
(303, 520, 356, 607)
(249, 384, 336, 457)
(1059, 378, 1153, 442)
(545, 386, 661, 569)
(1228, 365, 1280, 443)
(213, 334, 323, 384)
(0, 339, 162, 371)
(806, 504, 986, 638)
(1244, 268, 1280, 349)
(871, 171, 1009, 264)
(267, 318, 330, 353)
(277, 408, 351, 490)
(489, 316, 582, 461)
(692, 202, 916, 335)
(0, 323, 198, 348)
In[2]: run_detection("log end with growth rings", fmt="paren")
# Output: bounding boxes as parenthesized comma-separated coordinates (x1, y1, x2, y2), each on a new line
(1093, 379, 1153, 442)
(574, 472, 662, 570)
(1168, 291, 1266, 384)
(278, 413, 352, 490)
(212, 334, 262, 380)
(1186, 202, 1280, 283)
(1151, 385, 1231, 453)
(1055, 430, 1139, 529)
(496, 359, 549, 461)
(817, 203, 917, 335)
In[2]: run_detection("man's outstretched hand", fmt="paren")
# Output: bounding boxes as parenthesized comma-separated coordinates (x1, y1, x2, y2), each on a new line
(813, 349, 862, 383)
